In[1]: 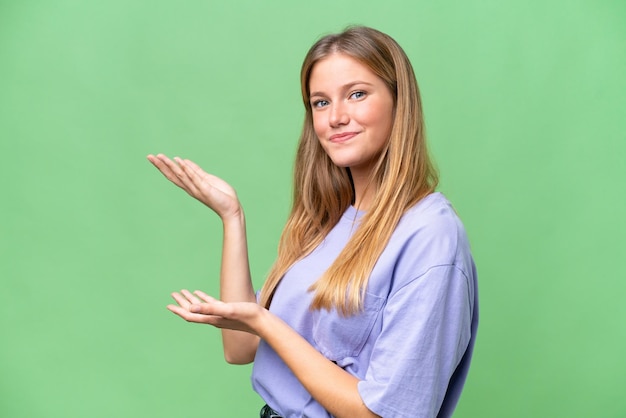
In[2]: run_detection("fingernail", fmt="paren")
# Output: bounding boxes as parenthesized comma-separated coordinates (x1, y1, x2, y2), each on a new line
(190, 304, 199, 312)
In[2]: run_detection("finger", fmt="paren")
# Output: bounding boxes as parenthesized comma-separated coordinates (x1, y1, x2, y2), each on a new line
(154, 156, 204, 200)
(147, 154, 173, 175)
(189, 300, 230, 318)
(181, 160, 237, 198)
(151, 154, 178, 173)
(178, 158, 203, 182)
(147, 154, 165, 164)
(181, 158, 204, 174)
(167, 304, 216, 324)
(179, 159, 226, 188)
(194, 290, 217, 303)
(168, 156, 196, 186)
(148, 154, 187, 189)
(178, 160, 229, 205)
(167, 303, 229, 329)
(174, 158, 203, 196)
(157, 155, 191, 184)
(171, 291, 193, 309)
(180, 289, 202, 304)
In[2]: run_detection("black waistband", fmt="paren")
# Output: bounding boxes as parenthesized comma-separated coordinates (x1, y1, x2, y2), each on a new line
(260, 404, 283, 418)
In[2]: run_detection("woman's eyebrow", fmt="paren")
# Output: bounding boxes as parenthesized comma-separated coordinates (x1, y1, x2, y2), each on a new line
(310, 81, 374, 98)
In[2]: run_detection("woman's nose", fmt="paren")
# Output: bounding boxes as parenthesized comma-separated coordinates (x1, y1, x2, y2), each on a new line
(329, 102, 349, 127)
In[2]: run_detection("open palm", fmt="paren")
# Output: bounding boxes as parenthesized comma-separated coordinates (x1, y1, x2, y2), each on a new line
(147, 153, 240, 219)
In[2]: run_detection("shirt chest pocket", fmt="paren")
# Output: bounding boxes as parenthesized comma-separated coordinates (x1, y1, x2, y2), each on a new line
(311, 292, 385, 361)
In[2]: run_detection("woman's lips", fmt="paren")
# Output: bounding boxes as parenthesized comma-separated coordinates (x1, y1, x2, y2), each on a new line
(329, 132, 359, 143)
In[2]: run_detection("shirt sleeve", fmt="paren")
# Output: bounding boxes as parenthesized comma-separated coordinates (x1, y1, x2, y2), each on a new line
(358, 264, 473, 418)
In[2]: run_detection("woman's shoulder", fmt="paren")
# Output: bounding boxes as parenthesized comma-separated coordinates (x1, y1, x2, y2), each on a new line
(401, 192, 464, 235)
(365, 192, 476, 300)
(388, 192, 474, 277)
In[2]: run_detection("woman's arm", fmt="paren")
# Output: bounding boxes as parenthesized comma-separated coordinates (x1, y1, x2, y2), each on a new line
(256, 309, 380, 418)
(147, 154, 259, 363)
(168, 295, 380, 418)
(218, 211, 259, 363)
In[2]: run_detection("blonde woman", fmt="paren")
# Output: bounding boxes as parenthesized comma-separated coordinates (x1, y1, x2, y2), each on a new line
(148, 26, 478, 418)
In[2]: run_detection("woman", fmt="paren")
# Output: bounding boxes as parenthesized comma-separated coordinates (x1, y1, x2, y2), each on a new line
(147, 26, 478, 418)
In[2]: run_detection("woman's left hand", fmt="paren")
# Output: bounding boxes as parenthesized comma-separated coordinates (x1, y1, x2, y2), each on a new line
(168, 291, 379, 417)
(167, 289, 265, 335)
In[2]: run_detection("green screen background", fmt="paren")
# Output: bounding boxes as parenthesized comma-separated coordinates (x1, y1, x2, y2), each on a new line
(1, 1, 624, 417)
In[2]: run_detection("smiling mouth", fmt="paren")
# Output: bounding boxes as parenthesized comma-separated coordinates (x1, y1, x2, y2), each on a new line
(329, 132, 359, 143)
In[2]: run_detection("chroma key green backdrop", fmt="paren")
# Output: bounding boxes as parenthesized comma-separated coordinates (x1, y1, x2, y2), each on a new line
(1, 1, 624, 417)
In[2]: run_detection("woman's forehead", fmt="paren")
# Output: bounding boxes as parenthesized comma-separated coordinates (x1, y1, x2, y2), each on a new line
(309, 54, 382, 93)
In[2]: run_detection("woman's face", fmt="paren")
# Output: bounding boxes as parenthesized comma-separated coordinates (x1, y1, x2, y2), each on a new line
(308, 53, 394, 177)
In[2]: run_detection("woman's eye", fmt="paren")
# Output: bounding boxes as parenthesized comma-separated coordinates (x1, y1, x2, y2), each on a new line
(312, 99, 329, 108)
(350, 91, 366, 100)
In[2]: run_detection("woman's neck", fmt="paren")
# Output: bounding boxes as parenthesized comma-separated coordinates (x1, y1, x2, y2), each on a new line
(351, 169, 376, 211)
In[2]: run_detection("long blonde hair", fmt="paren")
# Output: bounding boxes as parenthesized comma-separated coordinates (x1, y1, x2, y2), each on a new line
(259, 26, 438, 315)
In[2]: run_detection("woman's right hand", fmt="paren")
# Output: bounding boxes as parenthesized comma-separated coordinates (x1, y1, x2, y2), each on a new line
(147, 154, 241, 220)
